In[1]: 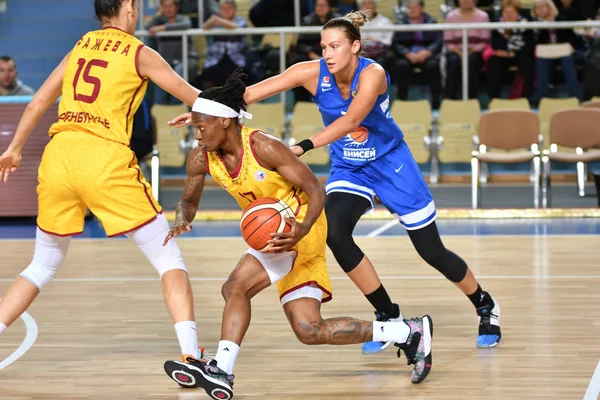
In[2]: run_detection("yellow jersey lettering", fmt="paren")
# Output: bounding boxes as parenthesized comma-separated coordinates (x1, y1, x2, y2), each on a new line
(91, 38, 103, 50)
(121, 44, 131, 56)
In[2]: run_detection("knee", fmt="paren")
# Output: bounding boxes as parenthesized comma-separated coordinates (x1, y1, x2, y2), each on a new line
(221, 276, 249, 301)
(291, 320, 323, 345)
(155, 250, 188, 278)
(20, 261, 58, 291)
(325, 222, 350, 249)
(416, 244, 468, 283)
(423, 58, 439, 71)
(21, 230, 69, 291)
(325, 210, 351, 248)
(326, 223, 364, 273)
(396, 58, 411, 73)
(221, 279, 235, 301)
(561, 55, 575, 67)
(415, 241, 447, 267)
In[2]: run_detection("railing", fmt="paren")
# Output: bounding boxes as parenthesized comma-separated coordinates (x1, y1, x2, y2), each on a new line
(135, 19, 600, 103)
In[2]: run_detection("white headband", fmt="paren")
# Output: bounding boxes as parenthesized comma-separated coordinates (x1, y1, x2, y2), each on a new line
(192, 97, 252, 123)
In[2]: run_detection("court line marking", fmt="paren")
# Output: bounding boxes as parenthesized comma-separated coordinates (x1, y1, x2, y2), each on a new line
(583, 360, 600, 400)
(1, 275, 599, 283)
(1, 233, 599, 243)
(0, 298, 38, 370)
(584, 359, 600, 400)
(365, 219, 400, 237)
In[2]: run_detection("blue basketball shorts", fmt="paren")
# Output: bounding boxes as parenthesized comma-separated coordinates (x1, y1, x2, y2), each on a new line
(325, 140, 436, 230)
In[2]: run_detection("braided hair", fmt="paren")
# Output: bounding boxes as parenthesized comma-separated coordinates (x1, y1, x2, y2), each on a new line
(198, 67, 248, 113)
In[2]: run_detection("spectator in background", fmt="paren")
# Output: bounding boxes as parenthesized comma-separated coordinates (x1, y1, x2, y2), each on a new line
(582, 8, 600, 99)
(486, 0, 535, 100)
(391, 0, 442, 108)
(585, 7, 600, 42)
(359, 0, 395, 61)
(442, 0, 490, 99)
(531, 0, 582, 103)
(0, 56, 34, 96)
(249, 0, 310, 27)
(180, 0, 220, 22)
(287, 0, 341, 102)
(556, 0, 584, 20)
(197, 0, 249, 89)
(145, 0, 199, 104)
(248, 0, 311, 79)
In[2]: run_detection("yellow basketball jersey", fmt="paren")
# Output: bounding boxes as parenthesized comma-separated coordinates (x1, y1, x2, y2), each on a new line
(49, 28, 148, 146)
(206, 127, 310, 221)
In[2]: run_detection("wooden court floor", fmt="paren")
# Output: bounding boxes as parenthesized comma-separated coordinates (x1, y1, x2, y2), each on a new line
(1, 235, 599, 399)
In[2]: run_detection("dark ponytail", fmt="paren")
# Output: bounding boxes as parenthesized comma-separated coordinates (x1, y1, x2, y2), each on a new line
(94, 0, 129, 20)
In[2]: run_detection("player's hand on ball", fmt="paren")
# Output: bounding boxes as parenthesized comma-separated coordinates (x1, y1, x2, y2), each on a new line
(163, 220, 192, 245)
(0, 149, 22, 182)
(290, 145, 304, 157)
(268, 217, 309, 253)
(168, 112, 193, 128)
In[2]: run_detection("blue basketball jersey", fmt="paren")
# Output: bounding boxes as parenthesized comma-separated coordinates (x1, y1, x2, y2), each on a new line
(313, 57, 404, 169)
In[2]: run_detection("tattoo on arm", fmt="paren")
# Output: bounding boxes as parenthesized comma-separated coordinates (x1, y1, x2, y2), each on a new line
(176, 148, 207, 223)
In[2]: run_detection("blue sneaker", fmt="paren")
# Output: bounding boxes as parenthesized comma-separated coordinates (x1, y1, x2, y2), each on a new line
(362, 304, 404, 354)
(476, 295, 501, 348)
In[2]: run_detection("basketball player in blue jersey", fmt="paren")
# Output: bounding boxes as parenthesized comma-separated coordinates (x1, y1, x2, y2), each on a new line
(169, 11, 501, 351)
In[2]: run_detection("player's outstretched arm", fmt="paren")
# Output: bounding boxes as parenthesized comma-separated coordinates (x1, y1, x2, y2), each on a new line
(244, 60, 320, 106)
(0, 52, 69, 182)
(167, 61, 320, 128)
(291, 64, 387, 156)
(251, 133, 325, 252)
(138, 46, 201, 107)
(163, 146, 208, 245)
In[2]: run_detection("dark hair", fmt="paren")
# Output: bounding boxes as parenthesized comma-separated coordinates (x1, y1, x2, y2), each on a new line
(0, 56, 15, 66)
(322, 10, 372, 46)
(198, 67, 247, 114)
(94, 0, 130, 20)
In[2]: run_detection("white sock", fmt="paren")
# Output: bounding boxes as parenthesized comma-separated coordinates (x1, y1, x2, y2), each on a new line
(0, 322, 6, 335)
(174, 321, 199, 357)
(372, 320, 410, 344)
(214, 340, 240, 375)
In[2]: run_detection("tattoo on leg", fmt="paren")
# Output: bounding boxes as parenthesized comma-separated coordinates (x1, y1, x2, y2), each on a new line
(298, 317, 373, 345)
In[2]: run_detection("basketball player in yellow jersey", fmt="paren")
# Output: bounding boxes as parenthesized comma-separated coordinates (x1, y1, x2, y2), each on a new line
(0, 0, 207, 369)
(162, 70, 433, 399)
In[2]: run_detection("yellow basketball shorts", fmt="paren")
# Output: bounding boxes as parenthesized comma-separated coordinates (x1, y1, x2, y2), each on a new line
(37, 131, 162, 236)
(247, 211, 333, 304)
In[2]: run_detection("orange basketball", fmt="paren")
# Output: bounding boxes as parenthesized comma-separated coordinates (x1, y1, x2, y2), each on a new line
(240, 197, 294, 252)
(349, 126, 369, 143)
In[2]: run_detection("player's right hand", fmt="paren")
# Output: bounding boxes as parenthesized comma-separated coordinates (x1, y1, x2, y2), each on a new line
(0, 149, 22, 182)
(163, 220, 192, 245)
(168, 112, 192, 128)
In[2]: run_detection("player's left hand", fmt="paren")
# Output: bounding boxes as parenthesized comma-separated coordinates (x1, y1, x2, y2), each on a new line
(0, 149, 22, 182)
(268, 217, 309, 253)
(168, 112, 192, 128)
(291, 145, 304, 157)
